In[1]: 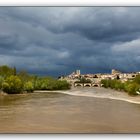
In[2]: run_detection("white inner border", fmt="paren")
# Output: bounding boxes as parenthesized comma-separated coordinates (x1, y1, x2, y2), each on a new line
(0, 0, 140, 6)
(0, 0, 140, 139)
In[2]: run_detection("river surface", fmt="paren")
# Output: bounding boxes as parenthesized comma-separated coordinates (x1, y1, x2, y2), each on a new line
(0, 88, 140, 133)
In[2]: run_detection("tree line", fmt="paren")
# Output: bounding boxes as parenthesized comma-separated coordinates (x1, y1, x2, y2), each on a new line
(0, 65, 71, 94)
(101, 75, 140, 96)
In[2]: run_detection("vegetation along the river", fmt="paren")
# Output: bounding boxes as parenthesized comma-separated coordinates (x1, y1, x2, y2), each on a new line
(0, 65, 71, 94)
(101, 76, 140, 96)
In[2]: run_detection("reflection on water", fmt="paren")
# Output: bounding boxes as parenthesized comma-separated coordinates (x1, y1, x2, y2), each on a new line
(0, 91, 140, 133)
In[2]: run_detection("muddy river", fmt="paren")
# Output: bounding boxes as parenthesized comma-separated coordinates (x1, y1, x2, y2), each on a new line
(0, 89, 140, 133)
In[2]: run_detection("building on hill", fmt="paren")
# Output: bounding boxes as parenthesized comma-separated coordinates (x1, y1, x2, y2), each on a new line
(111, 69, 122, 75)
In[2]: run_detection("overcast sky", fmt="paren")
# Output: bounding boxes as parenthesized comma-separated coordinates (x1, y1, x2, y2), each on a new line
(0, 7, 140, 76)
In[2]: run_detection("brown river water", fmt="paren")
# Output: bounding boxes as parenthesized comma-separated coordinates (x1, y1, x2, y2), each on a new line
(0, 88, 140, 133)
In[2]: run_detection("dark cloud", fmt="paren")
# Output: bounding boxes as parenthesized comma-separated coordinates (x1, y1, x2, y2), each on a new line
(0, 7, 140, 76)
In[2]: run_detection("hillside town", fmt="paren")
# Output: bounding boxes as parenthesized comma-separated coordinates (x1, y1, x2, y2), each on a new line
(59, 69, 140, 87)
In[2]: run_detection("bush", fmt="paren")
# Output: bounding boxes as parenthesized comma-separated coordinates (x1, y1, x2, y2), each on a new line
(101, 79, 140, 96)
(126, 83, 140, 96)
(34, 77, 54, 90)
(0, 65, 71, 93)
(2, 82, 10, 93)
(101, 79, 111, 88)
(110, 80, 116, 89)
(24, 81, 34, 93)
(54, 80, 71, 90)
(133, 75, 140, 84)
(34, 77, 71, 90)
(0, 76, 4, 90)
(0, 65, 15, 78)
(2, 75, 23, 94)
(124, 81, 131, 92)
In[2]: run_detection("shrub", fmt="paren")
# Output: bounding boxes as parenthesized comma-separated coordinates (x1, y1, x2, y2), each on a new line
(0, 76, 4, 90)
(126, 83, 140, 96)
(133, 75, 140, 84)
(34, 77, 71, 90)
(101, 79, 140, 96)
(2, 82, 10, 93)
(24, 81, 34, 93)
(114, 80, 124, 90)
(2, 75, 23, 94)
(54, 80, 71, 90)
(110, 80, 116, 89)
(0, 65, 15, 78)
(101, 79, 111, 88)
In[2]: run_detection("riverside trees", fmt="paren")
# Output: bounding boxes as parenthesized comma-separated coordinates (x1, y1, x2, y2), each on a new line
(101, 75, 140, 96)
(0, 65, 71, 94)
(2, 75, 23, 94)
(34, 77, 70, 90)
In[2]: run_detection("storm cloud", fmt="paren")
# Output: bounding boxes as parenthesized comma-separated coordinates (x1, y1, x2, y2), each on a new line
(0, 7, 140, 76)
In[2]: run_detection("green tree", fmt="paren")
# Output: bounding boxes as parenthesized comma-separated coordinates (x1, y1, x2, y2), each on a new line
(2, 75, 23, 94)
(54, 80, 71, 90)
(0, 65, 14, 78)
(17, 70, 29, 81)
(34, 77, 71, 90)
(24, 81, 34, 93)
(133, 75, 140, 84)
(0, 76, 4, 90)
(101, 79, 111, 88)
(13, 66, 17, 76)
(126, 83, 140, 96)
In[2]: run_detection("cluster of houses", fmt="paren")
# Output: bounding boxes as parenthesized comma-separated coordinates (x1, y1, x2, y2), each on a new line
(59, 69, 140, 87)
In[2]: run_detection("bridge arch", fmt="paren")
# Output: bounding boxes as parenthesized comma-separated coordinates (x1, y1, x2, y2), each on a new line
(74, 83, 83, 87)
(92, 84, 100, 87)
(84, 83, 92, 87)
(100, 84, 104, 87)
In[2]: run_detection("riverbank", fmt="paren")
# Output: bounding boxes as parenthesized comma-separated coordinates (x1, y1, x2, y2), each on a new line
(34, 87, 140, 104)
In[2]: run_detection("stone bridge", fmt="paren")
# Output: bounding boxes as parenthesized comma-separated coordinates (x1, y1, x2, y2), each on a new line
(74, 83, 101, 87)
(63, 79, 103, 87)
